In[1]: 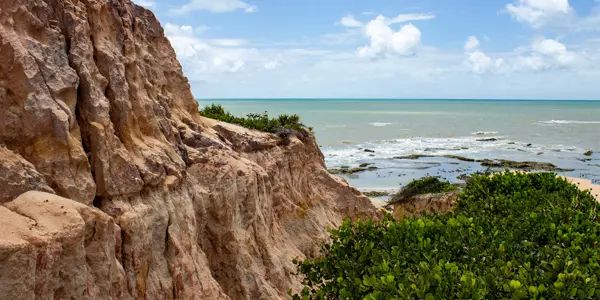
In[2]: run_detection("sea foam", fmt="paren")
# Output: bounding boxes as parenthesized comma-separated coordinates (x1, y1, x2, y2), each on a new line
(472, 131, 499, 136)
(538, 120, 600, 125)
(369, 122, 393, 127)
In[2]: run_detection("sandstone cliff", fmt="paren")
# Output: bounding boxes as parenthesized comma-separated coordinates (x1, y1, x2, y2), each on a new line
(0, 1, 377, 299)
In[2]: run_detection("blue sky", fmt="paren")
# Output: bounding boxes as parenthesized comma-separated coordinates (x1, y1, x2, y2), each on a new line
(134, 0, 600, 99)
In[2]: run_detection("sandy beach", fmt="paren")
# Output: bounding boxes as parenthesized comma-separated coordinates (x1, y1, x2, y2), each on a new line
(566, 177, 600, 200)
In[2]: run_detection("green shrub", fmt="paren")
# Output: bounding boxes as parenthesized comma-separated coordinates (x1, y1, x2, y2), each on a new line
(363, 191, 391, 197)
(291, 172, 600, 299)
(389, 177, 458, 205)
(199, 103, 309, 134)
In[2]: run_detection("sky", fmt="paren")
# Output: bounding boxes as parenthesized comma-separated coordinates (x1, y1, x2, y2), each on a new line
(133, 0, 600, 100)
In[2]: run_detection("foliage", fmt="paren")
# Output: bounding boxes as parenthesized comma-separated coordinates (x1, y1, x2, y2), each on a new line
(291, 172, 600, 299)
(199, 103, 310, 134)
(363, 191, 391, 197)
(389, 177, 459, 205)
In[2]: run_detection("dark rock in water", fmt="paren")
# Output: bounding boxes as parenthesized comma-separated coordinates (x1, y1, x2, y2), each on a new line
(329, 166, 378, 175)
(359, 163, 374, 167)
(461, 147, 469, 150)
(584, 150, 593, 156)
(364, 149, 375, 153)
(394, 154, 434, 160)
(477, 138, 498, 142)
(369, 154, 376, 157)
(517, 149, 527, 152)
(508, 142, 516, 145)
(477, 159, 574, 172)
(526, 144, 532, 147)
(537, 152, 544, 156)
(442, 155, 476, 162)
(341, 166, 350, 169)
(577, 158, 592, 162)
(395, 154, 476, 162)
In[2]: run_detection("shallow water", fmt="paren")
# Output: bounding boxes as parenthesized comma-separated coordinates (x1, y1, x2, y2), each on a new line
(199, 99, 600, 189)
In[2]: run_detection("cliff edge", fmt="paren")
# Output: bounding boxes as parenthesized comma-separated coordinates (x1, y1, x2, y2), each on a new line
(0, 0, 377, 299)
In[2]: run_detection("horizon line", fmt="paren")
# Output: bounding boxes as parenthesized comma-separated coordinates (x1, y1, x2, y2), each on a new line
(195, 97, 600, 101)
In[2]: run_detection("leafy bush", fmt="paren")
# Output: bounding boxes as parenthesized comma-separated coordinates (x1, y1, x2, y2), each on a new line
(199, 103, 309, 134)
(291, 172, 600, 299)
(363, 191, 391, 197)
(389, 177, 458, 205)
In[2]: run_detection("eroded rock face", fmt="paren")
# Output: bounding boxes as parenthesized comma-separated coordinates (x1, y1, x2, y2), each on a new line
(392, 192, 459, 220)
(0, 0, 376, 299)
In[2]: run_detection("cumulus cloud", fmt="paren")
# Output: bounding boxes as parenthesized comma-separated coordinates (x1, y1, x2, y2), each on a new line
(164, 23, 253, 74)
(170, 0, 257, 14)
(464, 36, 480, 52)
(338, 15, 363, 27)
(523, 39, 576, 68)
(463, 36, 579, 74)
(357, 16, 422, 58)
(506, 0, 571, 28)
(463, 36, 506, 74)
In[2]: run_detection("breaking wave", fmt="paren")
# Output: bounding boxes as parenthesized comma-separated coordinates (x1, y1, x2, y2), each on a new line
(472, 131, 499, 136)
(369, 122, 393, 127)
(537, 120, 600, 125)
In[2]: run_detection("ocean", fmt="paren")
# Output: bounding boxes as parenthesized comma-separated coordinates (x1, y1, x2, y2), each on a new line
(198, 99, 600, 191)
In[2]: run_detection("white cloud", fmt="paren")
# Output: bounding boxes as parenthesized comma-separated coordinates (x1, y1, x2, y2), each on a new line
(463, 37, 503, 74)
(170, 0, 257, 14)
(388, 13, 436, 24)
(506, 0, 571, 28)
(264, 60, 279, 70)
(357, 16, 422, 58)
(338, 15, 363, 27)
(529, 39, 576, 66)
(464, 36, 480, 52)
(204, 39, 249, 47)
(164, 23, 253, 74)
(133, 0, 155, 8)
(467, 51, 494, 74)
(513, 39, 577, 71)
(463, 36, 580, 74)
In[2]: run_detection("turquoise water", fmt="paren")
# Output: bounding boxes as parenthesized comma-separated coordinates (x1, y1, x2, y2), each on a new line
(199, 99, 600, 189)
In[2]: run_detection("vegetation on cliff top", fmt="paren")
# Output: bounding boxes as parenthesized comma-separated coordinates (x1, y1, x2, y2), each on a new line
(199, 103, 311, 134)
(291, 172, 600, 299)
(388, 177, 459, 205)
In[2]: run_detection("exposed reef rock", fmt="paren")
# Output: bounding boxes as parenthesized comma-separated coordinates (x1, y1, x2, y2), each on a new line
(0, 1, 376, 299)
(394, 155, 572, 172)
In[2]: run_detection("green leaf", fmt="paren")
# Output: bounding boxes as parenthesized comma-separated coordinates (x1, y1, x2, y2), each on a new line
(509, 280, 522, 290)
